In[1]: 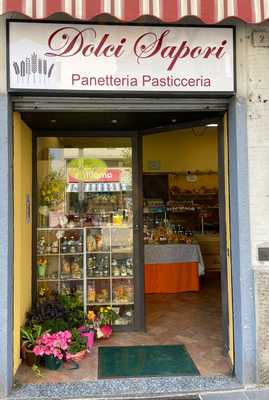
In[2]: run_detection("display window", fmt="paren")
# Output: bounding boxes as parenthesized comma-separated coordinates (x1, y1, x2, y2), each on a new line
(36, 137, 135, 327)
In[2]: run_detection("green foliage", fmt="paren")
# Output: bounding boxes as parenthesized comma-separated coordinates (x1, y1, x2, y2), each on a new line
(26, 299, 68, 326)
(58, 293, 84, 328)
(41, 318, 68, 333)
(69, 328, 87, 354)
(25, 293, 84, 338)
(21, 325, 44, 350)
(32, 364, 42, 378)
(26, 295, 84, 331)
(98, 306, 118, 326)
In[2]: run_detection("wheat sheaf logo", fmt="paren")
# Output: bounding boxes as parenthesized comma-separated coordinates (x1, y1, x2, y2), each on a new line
(12, 52, 55, 84)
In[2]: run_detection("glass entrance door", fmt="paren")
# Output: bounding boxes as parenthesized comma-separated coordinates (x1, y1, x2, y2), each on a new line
(36, 137, 138, 328)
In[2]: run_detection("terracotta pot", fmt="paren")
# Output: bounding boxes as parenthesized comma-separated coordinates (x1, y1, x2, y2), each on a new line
(22, 347, 37, 367)
(68, 349, 87, 362)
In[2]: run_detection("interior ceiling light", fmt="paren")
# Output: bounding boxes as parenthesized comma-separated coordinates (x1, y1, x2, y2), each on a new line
(111, 119, 118, 124)
(206, 123, 218, 127)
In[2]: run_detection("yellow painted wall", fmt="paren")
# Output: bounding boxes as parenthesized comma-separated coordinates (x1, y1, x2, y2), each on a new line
(143, 127, 218, 173)
(13, 112, 32, 374)
(168, 174, 218, 191)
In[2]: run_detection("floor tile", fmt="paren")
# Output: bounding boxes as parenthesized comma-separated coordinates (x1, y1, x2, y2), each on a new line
(16, 272, 231, 384)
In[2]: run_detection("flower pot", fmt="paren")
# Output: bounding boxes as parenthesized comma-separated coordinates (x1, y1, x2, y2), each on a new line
(97, 325, 112, 339)
(22, 347, 37, 367)
(68, 349, 87, 362)
(37, 264, 46, 278)
(44, 355, 63, 370)
(81, 331, 94, 350)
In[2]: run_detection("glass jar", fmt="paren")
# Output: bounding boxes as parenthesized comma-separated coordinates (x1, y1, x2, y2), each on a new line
(61, 237, 68, 253)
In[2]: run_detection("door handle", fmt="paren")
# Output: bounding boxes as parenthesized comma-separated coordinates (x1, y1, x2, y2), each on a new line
(134, 224, 140, 231)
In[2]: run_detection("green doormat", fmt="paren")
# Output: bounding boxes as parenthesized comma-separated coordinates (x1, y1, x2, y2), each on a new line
(98, 345, 200, 378)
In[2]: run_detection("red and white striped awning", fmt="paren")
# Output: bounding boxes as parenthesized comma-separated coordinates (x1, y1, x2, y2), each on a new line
(0, 0, 268, 24)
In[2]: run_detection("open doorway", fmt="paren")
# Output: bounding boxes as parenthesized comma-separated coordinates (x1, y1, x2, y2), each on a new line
(142, 122, 232, 375)
(14, 110, 233, 384)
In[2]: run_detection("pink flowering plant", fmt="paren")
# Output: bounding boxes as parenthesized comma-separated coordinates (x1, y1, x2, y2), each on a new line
(33, 330, 72, 360)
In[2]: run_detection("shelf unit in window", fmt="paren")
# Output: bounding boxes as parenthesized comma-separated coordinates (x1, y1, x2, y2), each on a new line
(36, 224, 134, 326)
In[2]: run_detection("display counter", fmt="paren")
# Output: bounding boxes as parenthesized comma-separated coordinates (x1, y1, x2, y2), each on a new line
(144, 244, 205, 293)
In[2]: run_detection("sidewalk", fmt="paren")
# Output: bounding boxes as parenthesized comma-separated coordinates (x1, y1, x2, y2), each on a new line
(5, 390, 269, 400)
(201, 388, 269, 399)
(5, 379, 269, 400)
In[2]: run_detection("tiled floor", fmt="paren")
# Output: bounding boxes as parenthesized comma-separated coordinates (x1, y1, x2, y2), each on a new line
(15, 272, 231, 384)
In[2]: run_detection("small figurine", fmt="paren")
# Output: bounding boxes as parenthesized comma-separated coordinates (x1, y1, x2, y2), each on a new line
(38, 236, 46, 255)
(67, 220, 75, 228)
(59, 215, 68, 228)
(51, 240, 59, 254)
(87, 235, 96, 252)
(88, 284, 96, 302)
(71, 259, 81, 278)
(120, 265, 127, 277)
(62, 259, 71, 275)
(112, 259, 120, 277)
(95, 234, 103, 250)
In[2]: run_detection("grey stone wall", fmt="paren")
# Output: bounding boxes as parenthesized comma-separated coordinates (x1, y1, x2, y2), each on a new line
(244, 21, 269, 384)
(256, 272, 269, 384)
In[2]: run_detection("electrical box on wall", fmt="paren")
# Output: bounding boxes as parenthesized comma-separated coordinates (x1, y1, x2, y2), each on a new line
(258, 247, 269, 261)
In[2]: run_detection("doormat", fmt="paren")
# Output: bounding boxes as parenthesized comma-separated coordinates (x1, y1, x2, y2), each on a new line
(98, 345, 200, 378)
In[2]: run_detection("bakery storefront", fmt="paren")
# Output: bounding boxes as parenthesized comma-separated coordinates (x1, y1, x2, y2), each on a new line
(0, 2, 259, 398)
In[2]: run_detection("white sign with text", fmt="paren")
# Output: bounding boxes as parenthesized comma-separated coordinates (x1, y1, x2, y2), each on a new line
(9, 22, 234, 93)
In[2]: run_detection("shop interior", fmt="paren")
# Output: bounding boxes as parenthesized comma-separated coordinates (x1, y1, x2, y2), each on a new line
(13, 110, 232, 383)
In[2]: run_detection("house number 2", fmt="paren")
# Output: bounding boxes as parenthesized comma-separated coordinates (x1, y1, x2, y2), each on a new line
(253, 31, 269, 47)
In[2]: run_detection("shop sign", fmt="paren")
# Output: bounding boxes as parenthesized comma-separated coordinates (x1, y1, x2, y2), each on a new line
(8, 22, 235, 93)
(68, 167, 121, 183)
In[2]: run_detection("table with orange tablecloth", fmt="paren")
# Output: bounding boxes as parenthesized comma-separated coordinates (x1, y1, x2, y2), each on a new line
(144, 244, 205, 293)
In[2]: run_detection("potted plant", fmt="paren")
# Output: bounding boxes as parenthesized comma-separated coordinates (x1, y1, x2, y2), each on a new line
(78, 310, 96, 350)
(41, 318, 68, 334)
(67, 328, 87, 362)
(58, 293, 84, 328)
(21, 324, 43, 366)
(96, 306, 117, 339)
(33, 330, 71, 370)
(26, 299, 68, 326)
